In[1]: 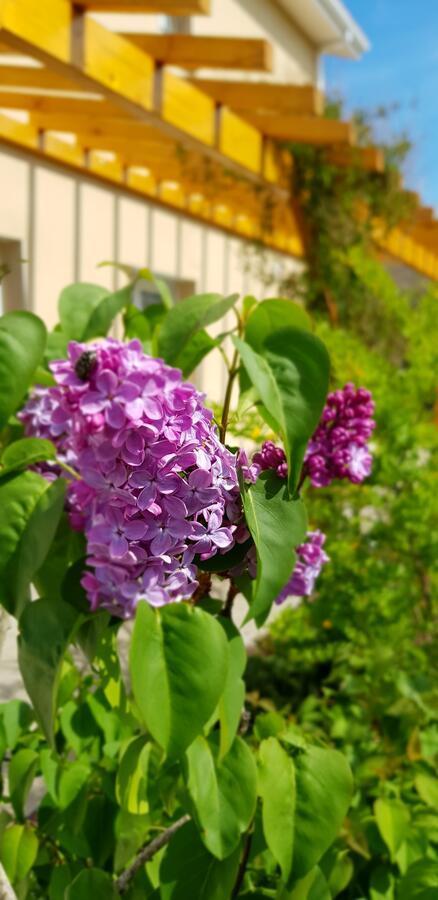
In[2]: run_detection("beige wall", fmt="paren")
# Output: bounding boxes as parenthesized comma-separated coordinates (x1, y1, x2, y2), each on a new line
(94, 0, 318, 85)
(0, 148, 303, 401)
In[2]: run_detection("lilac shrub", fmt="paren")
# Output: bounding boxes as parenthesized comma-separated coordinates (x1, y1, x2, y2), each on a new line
(20, 337, 375, 617)
(21, 338, 243, 617)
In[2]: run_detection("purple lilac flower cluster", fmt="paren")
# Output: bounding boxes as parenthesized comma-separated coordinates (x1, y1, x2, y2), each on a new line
(252, 441, 287, 480)
(252, 383, 375, 489)
(304, 383, 375, 487)
(20, 339, 242, 618)
(275, 530, 329, 606)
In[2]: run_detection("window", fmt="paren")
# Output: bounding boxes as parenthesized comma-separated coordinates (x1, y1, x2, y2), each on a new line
(133, 273, 195, 310)
(0, 240, 24, 314)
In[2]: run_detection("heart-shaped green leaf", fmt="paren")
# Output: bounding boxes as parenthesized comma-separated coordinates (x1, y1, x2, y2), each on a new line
(158, 292, 238, 368)
(240, 471, 307, 625)
(185, 734, 257, 859)
(18, 598, 81, 743)
(259, 737, 296, 881)
(130, 602, 228, 759)
(0, 310, 46, 428)
(0, 472, 66, 616)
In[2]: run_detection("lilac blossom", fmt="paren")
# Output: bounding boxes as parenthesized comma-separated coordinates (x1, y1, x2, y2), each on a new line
(252, 441, 287, 479)
(304, 383, 375, 487)
(275, 530, 329, 605)
(251, 384, 375, 489)
(20, 338, 241, 618)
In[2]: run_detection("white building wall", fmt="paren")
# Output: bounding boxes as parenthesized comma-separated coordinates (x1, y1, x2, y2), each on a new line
(93, 0, 318, 84)
(0, 148, 303, 402)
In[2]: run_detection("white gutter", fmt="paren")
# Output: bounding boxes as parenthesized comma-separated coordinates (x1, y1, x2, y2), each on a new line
(277, 0, 370, 60)
(316, 0, 370, 57)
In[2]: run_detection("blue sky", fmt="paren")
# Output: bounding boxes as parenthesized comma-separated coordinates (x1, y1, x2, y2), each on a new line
(324, 0, 438, 211)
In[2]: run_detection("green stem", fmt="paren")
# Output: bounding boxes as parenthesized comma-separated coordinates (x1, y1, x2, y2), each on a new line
(219, 349, 239, 444)
(58, 460, 81, 481)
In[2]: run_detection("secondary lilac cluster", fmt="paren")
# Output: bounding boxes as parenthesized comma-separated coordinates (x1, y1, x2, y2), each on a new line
(275, 530, 329, 606)
(251, 383, 375, 490)
(252, 441, 287, 479)
(20, 339, 241, 618)
(304, 383, 375, 487)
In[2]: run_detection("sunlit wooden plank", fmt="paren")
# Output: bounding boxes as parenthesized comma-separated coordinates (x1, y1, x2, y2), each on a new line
(0, 94, 125, 118)
(88, 148, 123, 181)
(0, 0, 70, 62)
(191, 80, 324, 115)
(327, 145, 384, 172)
(76, 0, 210, 11)
(0, 64, 79, 89)
(44, 131, 85, 165)
(162, 71, 215, 145)
(77, 16, 154, 110)
(243, 113, 354, 146)
(122, 34, 273, 72)
(0, 108, 37, 145)
(219, 108, 262, 173)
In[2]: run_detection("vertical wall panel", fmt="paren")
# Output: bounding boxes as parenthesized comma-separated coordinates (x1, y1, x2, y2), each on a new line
(179, 221, 203, 288)
(0, 152, 28, 242)
(118, 196, 149, 271)
(79, 183, 115, 290)
(150, 208, 177, 276)
(33, 168, 75, 328)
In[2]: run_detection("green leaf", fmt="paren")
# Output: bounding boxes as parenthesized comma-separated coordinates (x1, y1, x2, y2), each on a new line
(320, 848, 353, 896)
(245, 299, 311, 353)
(218, 620, 246, 758)
(175, 329, 217, 377)
(235, 328, 330, 492)
(45, 328, 69, 363)
(414, 773, 438, 808)
(34, 513, 85, 602)
(0, 700, 34, 750)
(130, 602, 228, 759)
(65, 869, 117, 899)
(240, 471, 307, 625)
(184, 734, 257, 859)
(286, 866, 331, 900)
(374, 798, 410, 861)
(0, 823, 38, 883)
(292, 746, 353, 881)
(8, 748, 39, 820)
(258, 737, 296, 881)
(58, 282, 110, 340)
(160, 821, 241, 900)
(1, 437, 56, 475)
(116, 736, 156, 815)
(158, 292, 238, 367)
(397, 859, 438, 900)
(233, 336, 284, 435)
(0, 310, 46, 428)
(84, 283, 131, 340)
(0, 471, 66, 615)
(263, 328, 330, 492)
(18, 598, 81, 742)
(40, 749, 90, 809)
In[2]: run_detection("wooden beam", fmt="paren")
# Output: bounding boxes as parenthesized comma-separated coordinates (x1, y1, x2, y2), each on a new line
(30, 112, 162, 136)
(0, 0, 71, 62)
(0, 64, 81, 90)
(327, 145, 385, 172)
(74, 1, 210, 11)
(0, 93, 126, 118)
(243, 114, 354, 146)
(0, 0, 287, 193)
(190, 79, 324, 115)
(408, 225, 438, 249)
(121, 34, 273, 72)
